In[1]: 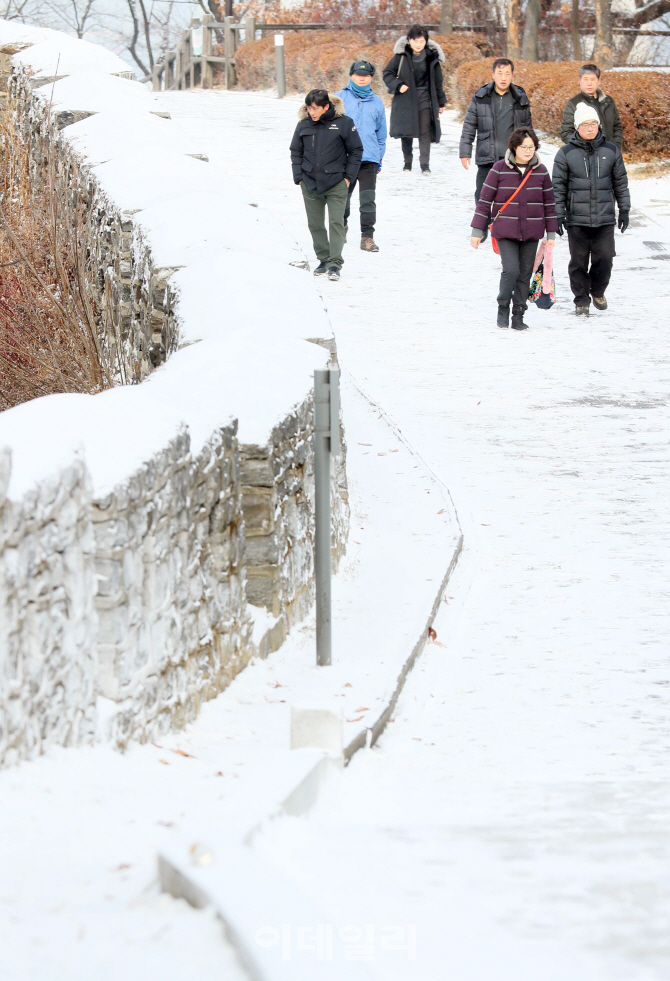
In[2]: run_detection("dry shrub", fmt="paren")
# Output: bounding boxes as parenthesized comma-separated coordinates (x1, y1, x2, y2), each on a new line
(0, 110, 112, 411)
(451, 59, 670, 162)
(234, 30, 484, 101)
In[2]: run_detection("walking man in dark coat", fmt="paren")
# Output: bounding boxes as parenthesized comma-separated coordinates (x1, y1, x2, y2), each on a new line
(459, 59, 532, 205)
(382, 24, 447, 174)
(290, 89, 363, 281)
(561, 63, 623, 149)
(552, 103, 630, 316)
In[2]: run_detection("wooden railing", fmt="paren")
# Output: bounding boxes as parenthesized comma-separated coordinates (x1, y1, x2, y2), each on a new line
(152, 14, 259, 91)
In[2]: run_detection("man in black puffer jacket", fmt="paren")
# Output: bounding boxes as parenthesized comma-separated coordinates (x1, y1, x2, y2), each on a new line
(552, 103, 630, 316)
(459, 58, 532, 203)
(290, 88, 363, 281)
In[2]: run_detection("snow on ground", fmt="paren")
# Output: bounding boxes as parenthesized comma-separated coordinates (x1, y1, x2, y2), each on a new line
(153, 91, 670, 979)
(0, 377, 456, 980)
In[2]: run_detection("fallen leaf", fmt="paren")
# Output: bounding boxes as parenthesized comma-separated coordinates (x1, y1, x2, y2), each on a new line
(433, 641, 446, 648)
(428, 627, 437, 641)
(412, 737, 422, 741)
(354, 540, 361, 544)
(343, 683, 352, 688)
(269, 681, 283, 688)
(390, 449, 398, 453)
(113, 863, 131, 872)
(158, 759, 169, 765)
(347, 715, 364, 723)
(358, 443, 372, 446)
(152, 742, 163, 749)
(477, 401, 481, 405)
(354, 707, 369, 712)
(215, 772, 223, 777)
(171, 748, 195, 758)
(437, 509, 445, 514)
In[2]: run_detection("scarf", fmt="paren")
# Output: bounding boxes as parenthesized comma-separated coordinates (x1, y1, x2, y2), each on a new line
(348, 79, 373, 99)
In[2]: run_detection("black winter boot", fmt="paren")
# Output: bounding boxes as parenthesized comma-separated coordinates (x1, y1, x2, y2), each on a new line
(313, 261, 329, 276)
(511, 305, 529, 330)
(421, 164, 431, 175)
(497, 303, 510, 328)
(403, 160, 412, 171)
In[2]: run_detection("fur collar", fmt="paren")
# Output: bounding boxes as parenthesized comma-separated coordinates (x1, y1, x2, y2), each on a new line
(298, 95, 345, 121)
(504, 148, 540, 170)
(393, 35, 445, 62)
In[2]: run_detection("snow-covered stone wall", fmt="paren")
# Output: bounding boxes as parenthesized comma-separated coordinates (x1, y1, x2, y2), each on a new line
(0, 21, 348, 766)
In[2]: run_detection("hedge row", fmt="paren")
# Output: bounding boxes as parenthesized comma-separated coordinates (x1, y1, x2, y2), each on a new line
(451, 59, 670, 161)
(234, 31, 485, 101)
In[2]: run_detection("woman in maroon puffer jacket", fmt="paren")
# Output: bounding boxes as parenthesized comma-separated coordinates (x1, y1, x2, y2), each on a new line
(471, 127, 557, 330)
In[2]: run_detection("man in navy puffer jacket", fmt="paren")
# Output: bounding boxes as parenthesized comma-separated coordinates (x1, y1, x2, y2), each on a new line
(336, 61, 387, 252)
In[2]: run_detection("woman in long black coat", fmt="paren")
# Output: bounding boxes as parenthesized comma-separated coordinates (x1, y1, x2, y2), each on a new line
(382, 24, 447, 174)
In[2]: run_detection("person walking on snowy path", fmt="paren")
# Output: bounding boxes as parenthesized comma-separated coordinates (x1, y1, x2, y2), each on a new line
(459, 58, 533, 214)
(382, 25, 447, 175)
(335, 60, 387, 253)
(471, 127, 557, 331)
(552, 103, 630, 316)
(290, 88, 363, 282)
(560, 63, 623, 150)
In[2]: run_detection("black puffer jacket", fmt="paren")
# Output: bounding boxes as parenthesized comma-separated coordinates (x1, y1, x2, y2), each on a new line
(552, 131, 630, 228)
(560, 91, 623, 148)
(458, 81, 532, 166)
(382, 37, 447, 142)
(290, 96, 363, 194)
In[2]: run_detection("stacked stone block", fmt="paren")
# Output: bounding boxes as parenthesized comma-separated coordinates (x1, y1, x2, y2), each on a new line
(0, 450, 98, 766)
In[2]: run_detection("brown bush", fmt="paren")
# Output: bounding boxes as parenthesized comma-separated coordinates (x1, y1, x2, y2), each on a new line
(234, 30, 484, 101)
(451, 59, 670, 162)
(0, 110, 112, 410)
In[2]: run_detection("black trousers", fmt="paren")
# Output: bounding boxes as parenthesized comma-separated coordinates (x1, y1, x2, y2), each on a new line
(567, 224, 616, 306)
(497, 238, 539, 310)
(344, 160, 378, 238)
(475, 163, 493, 203)
(401, 107, 432, 166)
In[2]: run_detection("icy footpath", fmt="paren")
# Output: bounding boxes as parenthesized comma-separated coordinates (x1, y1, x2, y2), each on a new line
(0, 372, 461, 981)
(161, 91, 670, 979)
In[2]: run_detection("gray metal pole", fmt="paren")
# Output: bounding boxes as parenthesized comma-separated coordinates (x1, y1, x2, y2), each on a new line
(274, 33, 286, 98)
(314, 369, 332, 666)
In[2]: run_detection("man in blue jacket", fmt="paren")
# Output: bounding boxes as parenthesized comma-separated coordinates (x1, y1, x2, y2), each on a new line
(336, 61, 387, 252)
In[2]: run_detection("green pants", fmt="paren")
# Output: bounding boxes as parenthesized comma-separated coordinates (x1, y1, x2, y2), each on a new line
(301, 179, 348, 268)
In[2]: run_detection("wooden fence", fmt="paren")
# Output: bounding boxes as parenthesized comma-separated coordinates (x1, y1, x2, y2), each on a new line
(152, 17, 670, 91)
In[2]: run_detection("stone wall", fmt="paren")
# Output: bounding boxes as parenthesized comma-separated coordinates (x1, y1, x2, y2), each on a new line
(0, 41, 349, 766)
(8, 68, 180, 384)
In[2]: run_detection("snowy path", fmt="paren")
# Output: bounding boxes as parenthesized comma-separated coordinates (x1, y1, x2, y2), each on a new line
(158, 91, 670, 980)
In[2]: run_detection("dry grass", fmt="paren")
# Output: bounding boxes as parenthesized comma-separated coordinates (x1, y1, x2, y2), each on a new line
(0, 107, 113, 411)
(234, 30, 485, 100)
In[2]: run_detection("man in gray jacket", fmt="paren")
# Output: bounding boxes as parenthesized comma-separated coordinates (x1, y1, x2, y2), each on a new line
(459, 58, 532, 204)
(552, 103, 630, 316)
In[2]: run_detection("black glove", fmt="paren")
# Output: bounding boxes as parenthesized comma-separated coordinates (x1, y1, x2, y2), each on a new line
(618, 210, 629, 233)
(556, 218, 565, 237)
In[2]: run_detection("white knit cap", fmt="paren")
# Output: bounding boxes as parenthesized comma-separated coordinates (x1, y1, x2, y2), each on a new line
(574, 102, 600, 129)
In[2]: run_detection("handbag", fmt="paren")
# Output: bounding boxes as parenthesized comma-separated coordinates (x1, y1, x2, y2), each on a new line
(489, 167, 534, 256)
(528, 239, 556, 308)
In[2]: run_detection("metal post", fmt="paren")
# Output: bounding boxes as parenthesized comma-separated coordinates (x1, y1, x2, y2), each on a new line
(314, 368, 340, 667)
(224, 15, 236, 89)
(274, 33, 286, 98)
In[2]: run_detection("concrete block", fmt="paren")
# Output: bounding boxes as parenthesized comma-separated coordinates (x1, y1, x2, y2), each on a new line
(290, 703, 343, 754)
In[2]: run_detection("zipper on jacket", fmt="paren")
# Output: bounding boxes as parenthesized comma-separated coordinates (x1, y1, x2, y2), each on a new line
(584, 157, 589, 178)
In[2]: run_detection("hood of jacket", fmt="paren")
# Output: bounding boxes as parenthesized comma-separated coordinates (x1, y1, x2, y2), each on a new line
(393, 35, 445, 62)
(474, 80, 529, 106)
(504, 148, 540, 170)
(297, 95, 345, 121)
